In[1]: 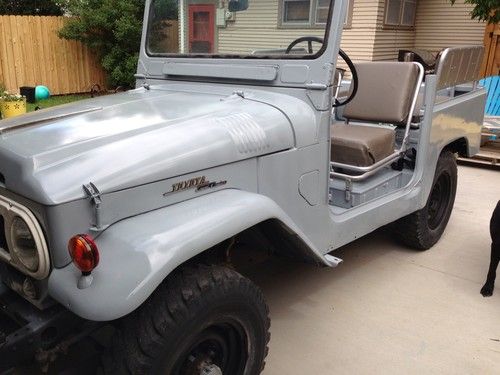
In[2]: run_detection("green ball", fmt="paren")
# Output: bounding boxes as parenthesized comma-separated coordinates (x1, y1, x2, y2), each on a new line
(35, 86, 50, 101)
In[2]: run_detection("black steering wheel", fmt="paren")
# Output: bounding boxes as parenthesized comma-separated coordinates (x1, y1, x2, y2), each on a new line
(333, 49, 358, 107)
(285, 36, 324, 55)
(285, 37, 358, 108)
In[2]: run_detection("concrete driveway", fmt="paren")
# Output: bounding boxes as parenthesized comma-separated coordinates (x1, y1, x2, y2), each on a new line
(14, 165, 499, 375)
(245, 165, 500, 375)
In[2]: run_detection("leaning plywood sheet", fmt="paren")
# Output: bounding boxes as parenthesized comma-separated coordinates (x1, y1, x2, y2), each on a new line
(483, 116, 500, 133)
(459, 116, 500, 167)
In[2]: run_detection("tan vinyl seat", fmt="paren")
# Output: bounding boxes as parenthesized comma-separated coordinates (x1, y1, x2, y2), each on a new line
(332, 62, 420, 167)
(331, 124, 395, 167)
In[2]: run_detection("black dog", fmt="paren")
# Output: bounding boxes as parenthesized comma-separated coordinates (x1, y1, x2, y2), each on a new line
(481, 201, 500, 297)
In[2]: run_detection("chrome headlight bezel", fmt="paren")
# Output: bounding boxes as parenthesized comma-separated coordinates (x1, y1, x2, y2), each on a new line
(0, 195, 49, 280)
(10, 216, 39, 272)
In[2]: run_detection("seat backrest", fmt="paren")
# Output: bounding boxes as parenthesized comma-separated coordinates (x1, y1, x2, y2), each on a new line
(434, 45, 484, 90)
(343, 62, 420, 126)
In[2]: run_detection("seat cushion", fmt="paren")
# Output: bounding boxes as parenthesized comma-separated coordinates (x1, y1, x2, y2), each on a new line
(331, 124, 396, 167)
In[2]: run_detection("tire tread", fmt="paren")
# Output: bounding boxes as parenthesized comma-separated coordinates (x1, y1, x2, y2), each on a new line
(102, 264, 270, 375)
(393, 150, 457, 250)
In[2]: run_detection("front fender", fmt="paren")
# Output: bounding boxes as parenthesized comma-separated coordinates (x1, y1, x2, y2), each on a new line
(48, 189, 328, 321)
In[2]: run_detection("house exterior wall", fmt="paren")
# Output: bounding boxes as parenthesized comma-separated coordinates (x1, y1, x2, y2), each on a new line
(372, 0, 415, 61)
(218, 0, 325, 54)
(217, 0, 380, 62)
(414, 0, 485, 53)
(179, 0, 485, 62)
(341, 0, 380, 61)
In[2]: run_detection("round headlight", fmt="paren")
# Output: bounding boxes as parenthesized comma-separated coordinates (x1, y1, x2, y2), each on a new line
(10, 216, 39, 272)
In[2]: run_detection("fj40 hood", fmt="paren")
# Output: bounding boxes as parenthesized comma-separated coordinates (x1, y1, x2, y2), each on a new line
(0, 86, 295, 205)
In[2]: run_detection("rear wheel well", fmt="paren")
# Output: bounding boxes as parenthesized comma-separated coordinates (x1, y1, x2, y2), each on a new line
(443, 137, 468, 157)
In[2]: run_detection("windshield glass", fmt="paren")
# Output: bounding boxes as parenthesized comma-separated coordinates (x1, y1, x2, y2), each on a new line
(147, 0, 333, 57)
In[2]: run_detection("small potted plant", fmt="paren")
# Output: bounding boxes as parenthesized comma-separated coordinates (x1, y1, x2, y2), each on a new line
(0, 90, 27, 119)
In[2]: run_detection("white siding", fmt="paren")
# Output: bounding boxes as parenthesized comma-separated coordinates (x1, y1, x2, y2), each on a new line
(414, 0, 486, 53)
(341, 0, 380, 62)
(371, 0, 415, 61)
(218, 0, 326, 54)
(211, 0, 486, 61)
(372, 28, 415, 61)
(217, 0, 381, 64)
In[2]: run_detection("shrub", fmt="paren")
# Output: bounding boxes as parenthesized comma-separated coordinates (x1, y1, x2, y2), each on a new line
(59, 0, 178, 89)
(0, 0, 63, 16)
(450, 0, 499, 24)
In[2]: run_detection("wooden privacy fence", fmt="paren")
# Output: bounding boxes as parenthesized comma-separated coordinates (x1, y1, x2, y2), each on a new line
(482, 22, 500, 78)
(157, 20, 179, 53)
(0, 16, 107, 95)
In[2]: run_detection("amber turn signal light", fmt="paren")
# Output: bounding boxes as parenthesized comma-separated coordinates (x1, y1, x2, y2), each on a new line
(68, 234, 100, 275)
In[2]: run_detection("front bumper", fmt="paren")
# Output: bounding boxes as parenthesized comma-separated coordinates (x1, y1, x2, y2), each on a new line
(0, 282, 85, 372)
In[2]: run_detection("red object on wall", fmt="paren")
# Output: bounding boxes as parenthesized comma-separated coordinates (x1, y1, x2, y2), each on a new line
(188, 4, 215, 53)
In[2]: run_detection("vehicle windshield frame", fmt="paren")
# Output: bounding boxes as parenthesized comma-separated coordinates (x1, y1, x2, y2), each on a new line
(144, 0, 334, 60)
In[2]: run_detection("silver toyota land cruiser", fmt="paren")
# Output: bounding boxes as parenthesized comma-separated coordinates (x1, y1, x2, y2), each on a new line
(0, 0, 486, 373)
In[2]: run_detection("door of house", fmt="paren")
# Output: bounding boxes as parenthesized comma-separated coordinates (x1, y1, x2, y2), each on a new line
(188, 4, 215, 53)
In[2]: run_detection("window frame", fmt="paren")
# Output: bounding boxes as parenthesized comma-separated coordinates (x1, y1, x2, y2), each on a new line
(279, 0, 352, 29)
(145, 0, 333, 59)
(281, 0, 313, 26)
(344, 0, 354, 29)
(384, 0, 417, 29)
(314, 0, 331, 26)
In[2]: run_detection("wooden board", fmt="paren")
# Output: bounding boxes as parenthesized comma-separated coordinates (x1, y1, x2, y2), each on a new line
(481, 23, 500, 78)
(0, 16, 107, 95)
(458, 144, 500, 168)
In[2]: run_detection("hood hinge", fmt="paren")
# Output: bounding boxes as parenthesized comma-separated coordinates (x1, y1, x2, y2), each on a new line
(83, 183, 109, 232)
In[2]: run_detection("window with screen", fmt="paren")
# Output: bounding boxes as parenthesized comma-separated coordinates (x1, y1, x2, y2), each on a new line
(280, 0, 351, 27)
(283, 0, 311, 23)
(315, 0, 330, 24)
(385, 0, 417, 27)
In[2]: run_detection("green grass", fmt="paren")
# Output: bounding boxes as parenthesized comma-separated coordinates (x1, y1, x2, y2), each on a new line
(27, 94, 92, 112)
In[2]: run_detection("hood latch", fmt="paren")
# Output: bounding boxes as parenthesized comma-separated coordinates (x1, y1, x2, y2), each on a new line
(83, 182, 109, 232)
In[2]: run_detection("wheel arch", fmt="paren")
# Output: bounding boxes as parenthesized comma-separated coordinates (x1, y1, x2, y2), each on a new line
(187, 218, 329, 268)
(443, 136, 469, 157)
(48, 189, 329, 321)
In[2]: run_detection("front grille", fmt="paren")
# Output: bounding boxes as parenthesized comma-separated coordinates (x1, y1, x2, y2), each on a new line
(0, 215, 8, 253)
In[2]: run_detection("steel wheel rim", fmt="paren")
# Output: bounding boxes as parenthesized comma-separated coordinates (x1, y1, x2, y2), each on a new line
(171, 320, 248, 375)
(428, 172, 452, 230)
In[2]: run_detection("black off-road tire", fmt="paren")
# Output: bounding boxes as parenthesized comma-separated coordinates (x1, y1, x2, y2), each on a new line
(102, 264, 270, 375)
(393, 150, 457, 250)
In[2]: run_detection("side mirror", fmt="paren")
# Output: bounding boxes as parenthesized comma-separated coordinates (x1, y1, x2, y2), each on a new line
(228, 0, 249, 12)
